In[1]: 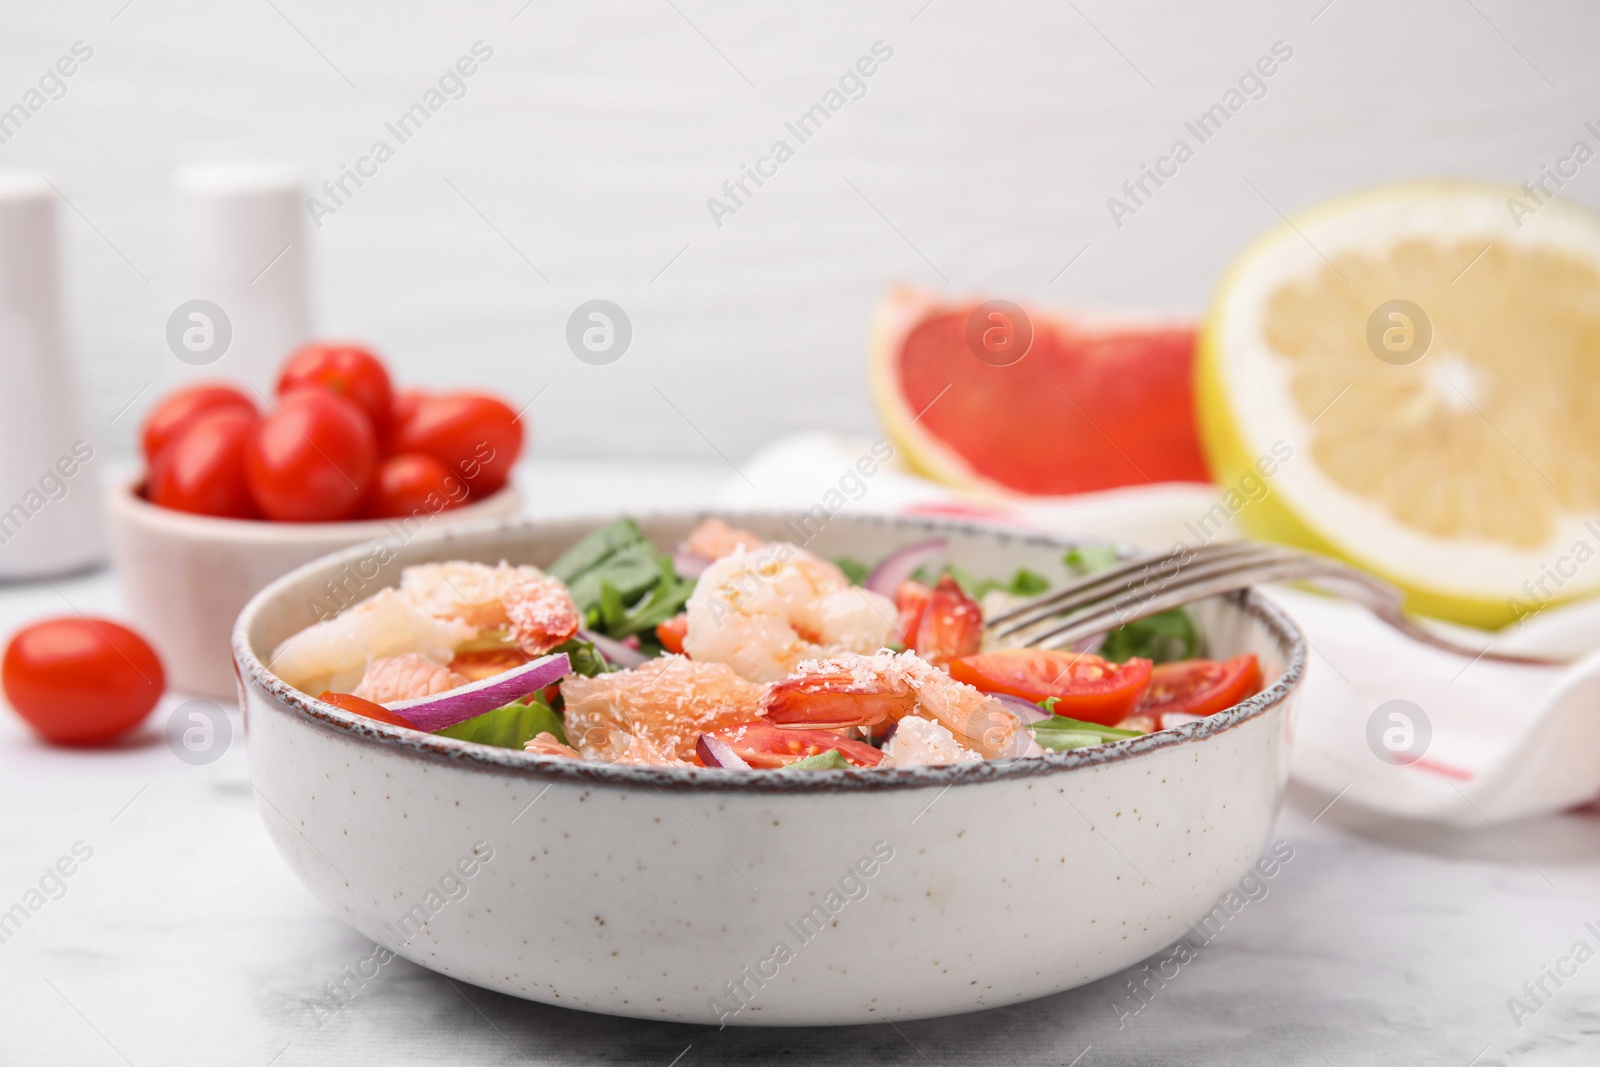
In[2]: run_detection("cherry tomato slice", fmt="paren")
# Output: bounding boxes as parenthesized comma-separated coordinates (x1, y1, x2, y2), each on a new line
(3, 618, 165, 745)
(655, 614, 688, 655)
(1135, 654, 1262, 719)
(948, 648, 1152, 727)
(893, 580, 931, 647)
(246, 389, 378, 522)
(141, 383, 256, 463)
(701, 721, 883, 768)
(912, 576, 983, 664)
(365, 453, 468, 520)
(392, 392, 523, 496)
(277, 343, 394, 438)
(318, 691, 418, 729)
(147, 408, 260, 519)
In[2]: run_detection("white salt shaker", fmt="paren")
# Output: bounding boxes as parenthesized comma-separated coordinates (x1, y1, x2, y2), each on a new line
(0, 174, 106, 579)
(172, 163, 311, 393)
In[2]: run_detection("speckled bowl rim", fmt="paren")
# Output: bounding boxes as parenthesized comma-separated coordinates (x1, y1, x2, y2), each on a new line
(233, 510, 1306, 794)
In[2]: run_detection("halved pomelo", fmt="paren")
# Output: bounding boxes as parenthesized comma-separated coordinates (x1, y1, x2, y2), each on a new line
(870, 288, 1210, 496)
(1199, 179, 1600, 629)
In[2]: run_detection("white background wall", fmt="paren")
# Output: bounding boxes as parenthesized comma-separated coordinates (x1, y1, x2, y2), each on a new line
(3, 0, 1597, 463)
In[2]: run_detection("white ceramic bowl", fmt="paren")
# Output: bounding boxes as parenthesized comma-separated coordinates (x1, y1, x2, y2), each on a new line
(108, 476, 520, 698)
(233, 512, 1305, 1026)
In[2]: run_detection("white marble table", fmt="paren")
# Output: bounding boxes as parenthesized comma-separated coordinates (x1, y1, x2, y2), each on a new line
(1, 463, 1595, 1066)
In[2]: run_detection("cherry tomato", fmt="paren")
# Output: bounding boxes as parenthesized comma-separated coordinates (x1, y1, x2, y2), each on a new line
(277, 343, 394, 438)
(318, 691, 417, 729)
(365, 453, 468, 520)
(893, 580, 931, 646)
(392, 392, 522, 496)
(655, 614, 688, 655)
(948, 648, 1152, 726)
(3, 618, 165, 745)
(147, 408, 259, 519)
(1135, 654, 1262, 719)
(246, 389, 378, 522)
(390, 389, 427, 432)
(910, 576, 982, 664)
(140, 383, 255, 463)
(699, 721, 883, 768)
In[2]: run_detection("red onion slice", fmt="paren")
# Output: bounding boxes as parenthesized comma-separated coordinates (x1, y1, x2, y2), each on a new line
(696, 733, 751, 769)
(673, 547, 713, 579)
(864, 538, 947, 598)
(990, 692, 1051, 724)
(385, 652, 571, 732)
(578, 628, 647, 669)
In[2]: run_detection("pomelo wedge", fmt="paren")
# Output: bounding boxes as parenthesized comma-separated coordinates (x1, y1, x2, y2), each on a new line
(1198, 179, 1600, 629)
(870, 288, 1210, 496)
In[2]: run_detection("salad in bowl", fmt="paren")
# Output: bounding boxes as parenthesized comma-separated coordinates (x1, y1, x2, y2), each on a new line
(235, 511, 1301, 1024)
(266, 516, 1263, 772)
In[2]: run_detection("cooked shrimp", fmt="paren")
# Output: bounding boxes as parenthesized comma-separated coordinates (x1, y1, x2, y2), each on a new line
(684, 517, 765, 560)
(561, 655, 764, 762)
(353, 653, 469, 704)
(400, 561, 578, 655)
(269, 588, 475, 696)
(763, 650, 1027, 758)
(682, 543, 897, 683)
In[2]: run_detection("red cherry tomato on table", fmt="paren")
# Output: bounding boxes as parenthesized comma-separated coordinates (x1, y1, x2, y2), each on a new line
(948, 648, 1153, 726)
(365, 453, 468, 520)
(277, 343, 394, 438)
(140, 383, 256, 463)
(147, 408, 259, 519)
(1135, 655, 1262, 719)
(246, 389, 377, 522)
(392, 392, 523, 496)
(3, 618, 165, 745)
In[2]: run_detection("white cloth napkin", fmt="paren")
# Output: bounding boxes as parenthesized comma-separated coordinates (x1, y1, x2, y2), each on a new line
(717, 433, 1600, 825)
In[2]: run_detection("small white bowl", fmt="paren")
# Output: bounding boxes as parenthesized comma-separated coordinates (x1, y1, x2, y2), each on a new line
(107, 476, 520, 698)
(234, 511, 1305, 1025)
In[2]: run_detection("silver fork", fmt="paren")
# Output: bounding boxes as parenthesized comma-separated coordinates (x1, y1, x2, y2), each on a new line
(983, 541, 1570, 667)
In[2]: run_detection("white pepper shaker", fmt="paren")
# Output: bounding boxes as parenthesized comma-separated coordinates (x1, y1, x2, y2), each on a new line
(0, 174, 105, 579)
(172, 163, 311, 393)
